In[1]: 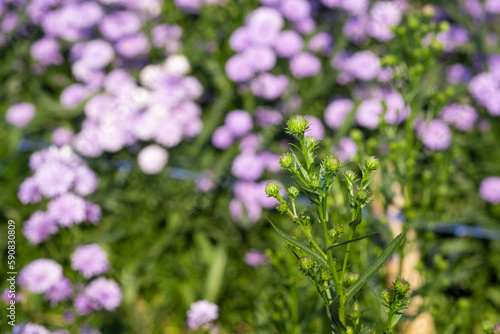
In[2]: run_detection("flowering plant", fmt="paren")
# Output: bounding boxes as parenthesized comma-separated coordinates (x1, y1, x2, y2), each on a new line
(266, 116, 410, 333)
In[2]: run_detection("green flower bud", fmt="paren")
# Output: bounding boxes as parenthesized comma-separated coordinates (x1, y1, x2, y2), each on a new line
(329, 225, 344, 242)
(349, 129, 363, 141)
(324, 156, 341, 175)
(265, 182, 280, 198)
(286, 115, 308, 136)
(310, 178, 320, 189)
(344, 272, 359, 287)
(344, 170, 357, 182)
(381, 289, 391, 304)
(277, 203, 289, 214)
(431, 39, 444, 52)
(439, 20, 450, 32)
(408, 16, 419, 30)
(394, 277, 411, 296)
(304, 135, 318, 150)
(356, 189, 370, 203)
(298, 256, 315, 275)
(349, 309, 360, 320)
(287, 186, 299, 199)
(381, 54, 398, 67)
(320, 270, 332, 282)
(365, 156, 380, 171)
(280, 153, 294, 169)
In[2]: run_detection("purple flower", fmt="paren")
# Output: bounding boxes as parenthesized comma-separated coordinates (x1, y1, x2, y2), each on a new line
(479, 177, 500, 204)
(255, 107, 283, 128)
(5, 102, 35, 127)
(44, 277, 72, 307)
(304, 116, 325, 140)
(84, 277, 122, 311)
(99, 11, 142, 41)
(115, 33, 151, 58)
(345, 51, 381, 81)
(80, 40, 114, 69)
(439, 103, 478, 131)
(74, 294, 99, 316)
(232, 152, 265, 181)
(52, 127, 74, 147)
(356, 98, 383, 130)
(71, 244, 110, 278)
(486, 0, 500, 13)
(243, 46, 277, 72)
(240, 133, 262, 152)
(48, 193, 87, 227)
(35, 161, 75, 198)
(85, 201, 102, 224)
(187, 300, 219, 330)
(196, 171, 216, 192)
(418, 119, 452, 151)
(104, 69, 136, 93)
(436, 25, 469, 52)
(368, 1, 403, 41)
(380, 89, 410, 124)
(251, 73, 288, 100)
(18, 177, 42, 204)
(212, 126, 235, 149)
(23, 211, 58, 244)
(280, 0, 311, 22)
(244, 249, 268, 267)
(137, 145, 168, 174)
(74, 166, 99, 196)
(274, 30, 303, 58)
(229, 27, 252, 52)
(447, 64, 472, 84)
(290, 52, 321, 78)
(60, 84, 91, 109)
(336, 137, 358, 162)
(14, 323, 51, 334)
(174, 0, 201, 13)
(30, 38, 63, 66)
(341, 0, 368, 15)
(246, 7, 284, 46)
(324, 98, 353, 129)
(308, 32, 333, 56)
(225, 110, 253, 136)
(225, 54, 255, 82)
(19, 259, 63, 294)
(343, 16, 368, 43)
(294, 17, 316, 34)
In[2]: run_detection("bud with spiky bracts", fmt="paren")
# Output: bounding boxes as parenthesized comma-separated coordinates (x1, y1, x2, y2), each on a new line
(280, 153, 294, 169)
(286, 115, 309, 136)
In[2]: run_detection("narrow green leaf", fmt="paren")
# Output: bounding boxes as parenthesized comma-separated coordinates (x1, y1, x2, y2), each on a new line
(267, 219, 329, 270)
(204, 245, 227, 302)
(329, 295, 346, 331)
(344, 227, 409, 304)
(326, 231, 379, 250)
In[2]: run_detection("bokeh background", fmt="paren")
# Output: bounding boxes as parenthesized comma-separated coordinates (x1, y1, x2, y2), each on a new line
(1, 0, 500, 333)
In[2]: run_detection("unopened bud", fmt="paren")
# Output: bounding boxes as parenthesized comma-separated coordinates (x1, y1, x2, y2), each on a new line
(365, 156, 379, 171)
(280, 153, 294, 169)
(422, 5, 436, 18)
(265, 182, 280, 198)
(277, 203, 288, 214)
(310, 178, 320, 189)
(324, 156, 341, 175)
(344, 272, 359, 286)
(298, 256, 315, 275)
(394, 277, 410, 296)
(349, 129, 363, 141)
(287, 186, 299, 199)
(439, 20, 450, 32)
(286, 115, 308, 136)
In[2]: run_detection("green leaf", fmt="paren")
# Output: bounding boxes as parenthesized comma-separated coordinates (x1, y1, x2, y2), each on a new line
(267, 219, 329, 271)
(348, 217, 362, 228)
(344, 227, 409, 304)
(204, 245, 227, 302)
(326, 231, 379, 250)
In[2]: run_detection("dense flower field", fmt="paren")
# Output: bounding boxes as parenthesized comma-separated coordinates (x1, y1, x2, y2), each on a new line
(1, 0, 500, 333)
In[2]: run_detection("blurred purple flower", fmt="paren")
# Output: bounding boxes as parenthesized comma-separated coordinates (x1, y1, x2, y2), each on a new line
(486, 0, 500, 13)
(246, 7, 284, 45)
(290, 52, 321, 78)
(212, 126, 235, 149)
(48, 193, 87, 227)
(229, 27, 252, 52)
(187, 300, 219, 330)
(225, 110, 253, 136)
(336, 137, 358, 162)
(52, 127, 74, 147)
(343, 16, 368, 43)
(439, 103, 478, 131)
(19, 259, 63, 294)
(35, 162, 75, 197)
(44, 277, 72, 307)
(243, 46, 277, 72)
(436, 25, 469, 52)
(23, 211, 58, 244)
(99, 11, 142, 41)
(232, 152, 265, 181)
(115, 33, 151, 58)
(80, 40, 114, 69)
(308, 32, 333, 56)
(274, 30, 303, 58)
(137, 145, 168, 174)
(417, 119, 452, 150)
(368, 1, 402, 41)
(18, 177, 42, 204)
(280, 0, 311, 22)
(251, 73, 288, 100)
(71, 244, 110, 278)
(30, 38, 63, 66)
(255, 107, 283, 128)
(225, 54, 255, 82)
(479, 177, 500, 203)
(84, 277, 122, 311)
(356, 98, 383, 129)
(324, 98, 353, 129)
(447, 64, 472, 84)
(341, 0, 368, 15)
(304, 116, 325, 139)
(60, 84, 91, 109)
(5, 102, 35, 127)
(244, 249, 268, 267)
(85, 201, 102, 224)
(345, 51, 381, 81)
